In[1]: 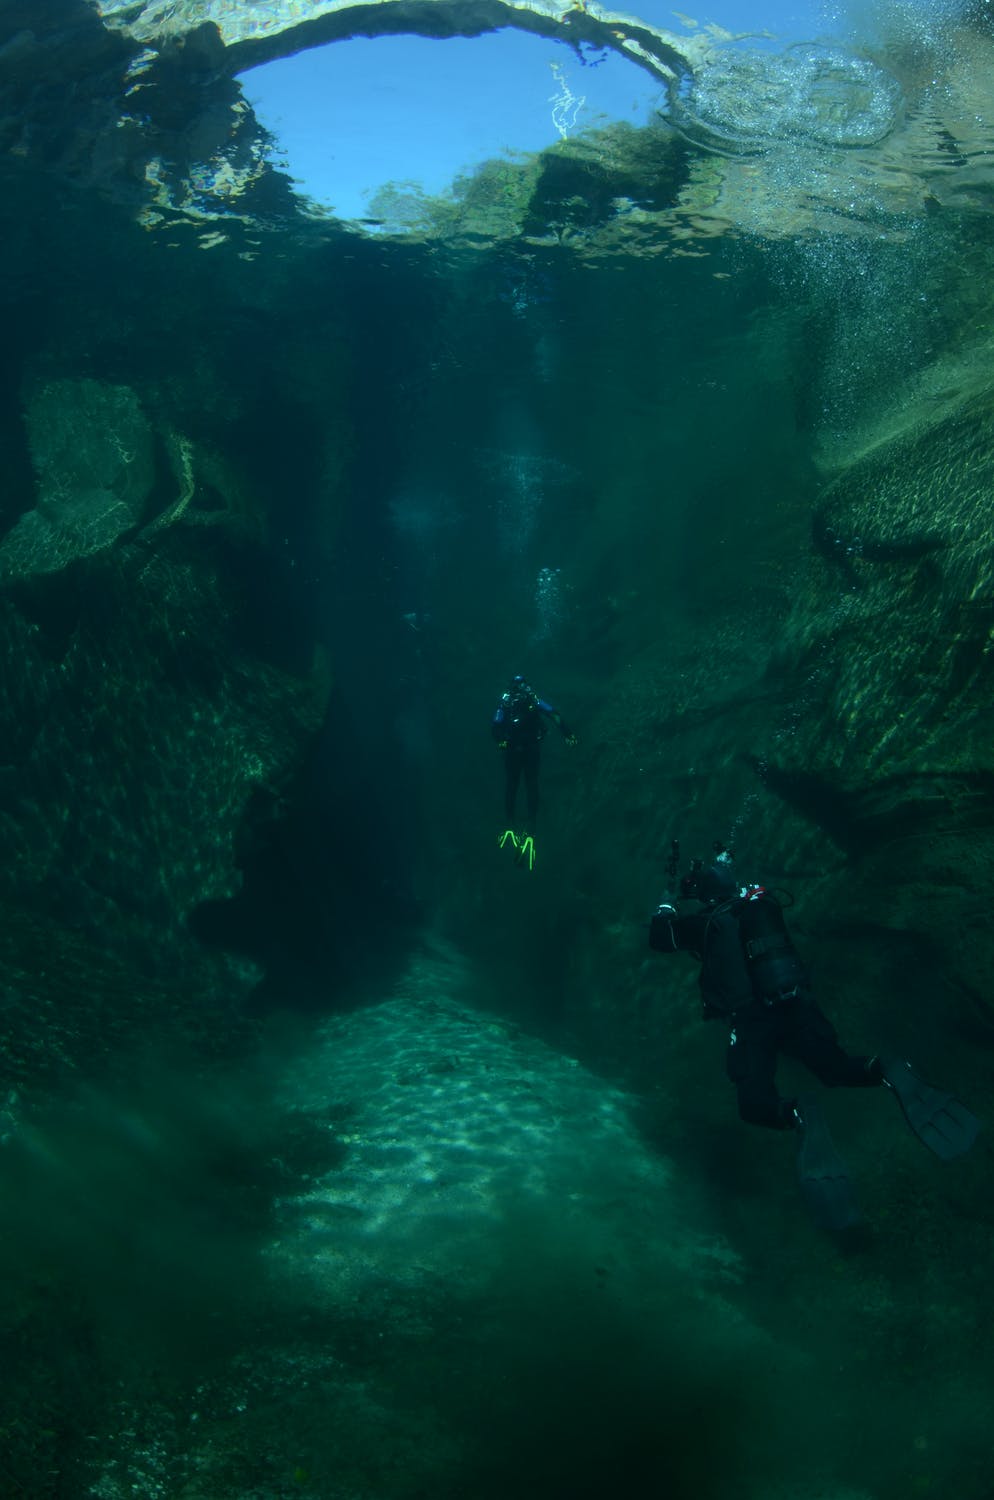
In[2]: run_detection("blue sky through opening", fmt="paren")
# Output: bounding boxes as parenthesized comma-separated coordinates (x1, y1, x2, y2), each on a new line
(238, 2, 838, 219)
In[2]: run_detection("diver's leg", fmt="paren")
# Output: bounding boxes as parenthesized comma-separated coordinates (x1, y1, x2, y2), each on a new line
(732, 1005, 861, 1230)
(783, 1002, 883, 1089)
(504, 751, 522, 825)
(523, 745, 540, 829)
(726, 1009, 796, 1129)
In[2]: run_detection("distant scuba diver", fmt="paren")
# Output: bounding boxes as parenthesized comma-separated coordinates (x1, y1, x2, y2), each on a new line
(649, 842, 980, 1231)
(492, 674, 577, 870)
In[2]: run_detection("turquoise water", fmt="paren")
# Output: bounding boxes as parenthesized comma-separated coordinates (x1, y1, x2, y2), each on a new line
(1, 3, 993, 1496)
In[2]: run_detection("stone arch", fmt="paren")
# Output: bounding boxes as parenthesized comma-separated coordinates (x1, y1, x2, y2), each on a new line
(100, 0, 705, 92)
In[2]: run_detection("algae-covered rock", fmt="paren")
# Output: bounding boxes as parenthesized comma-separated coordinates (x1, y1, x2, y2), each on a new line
(0, 379, 155, 579)
(0, 532, 329, 951)
(817, 396, 994, 573)
(774, 380, 994, 811)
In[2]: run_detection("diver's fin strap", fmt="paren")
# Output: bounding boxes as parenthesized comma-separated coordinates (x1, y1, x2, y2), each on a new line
(498, 829, 520, 851)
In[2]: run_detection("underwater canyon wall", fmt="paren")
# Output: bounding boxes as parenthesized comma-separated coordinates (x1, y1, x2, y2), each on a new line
(0, 0, 993, 1092)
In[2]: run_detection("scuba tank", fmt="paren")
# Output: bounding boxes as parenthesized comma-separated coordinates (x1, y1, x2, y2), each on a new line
(737, 893, 808, 1004)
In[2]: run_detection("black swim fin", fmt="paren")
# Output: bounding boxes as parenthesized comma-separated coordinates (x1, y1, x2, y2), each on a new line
(796, 1097, 862, 1232)
(880, 1057, 980, 1161)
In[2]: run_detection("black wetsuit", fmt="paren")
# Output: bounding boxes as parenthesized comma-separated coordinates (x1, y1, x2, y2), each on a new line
(649, 889, 881, 1129)
(492, 694, 570, 829)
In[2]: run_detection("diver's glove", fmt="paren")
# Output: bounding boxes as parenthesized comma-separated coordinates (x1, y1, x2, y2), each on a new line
(498, 829, 519, 851)
(497, 739, 508, 751)
(564, 733, 579, 747)
(515, 833, 536, 871)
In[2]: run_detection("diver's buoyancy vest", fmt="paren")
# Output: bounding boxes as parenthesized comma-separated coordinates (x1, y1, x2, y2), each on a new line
(505, 700, 546, 745)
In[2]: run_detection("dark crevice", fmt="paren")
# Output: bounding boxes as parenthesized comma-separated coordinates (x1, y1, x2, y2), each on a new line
(190, 699, 422, 1014)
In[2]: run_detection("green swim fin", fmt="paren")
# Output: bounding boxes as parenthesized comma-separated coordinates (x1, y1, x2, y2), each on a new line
(497, 829, 519, 851)
(880, 1057, 980, 1161)
(796, 1097, 862, 1232)
(515, 833, 536, 871)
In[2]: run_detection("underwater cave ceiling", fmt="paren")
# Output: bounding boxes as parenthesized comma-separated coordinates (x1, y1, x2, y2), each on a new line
(2, 0, 993, 246)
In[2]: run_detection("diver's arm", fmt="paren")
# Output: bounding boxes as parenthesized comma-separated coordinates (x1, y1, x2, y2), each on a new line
(649, 899, 709, 957)
(538, 701, 578, 744)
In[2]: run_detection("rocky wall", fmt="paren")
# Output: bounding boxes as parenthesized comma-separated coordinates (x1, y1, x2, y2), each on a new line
(0, 269, 351, 1089)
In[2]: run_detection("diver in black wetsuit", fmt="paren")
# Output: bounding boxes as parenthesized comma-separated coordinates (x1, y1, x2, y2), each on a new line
(648, 846, 979, 1230)
(649, 851, 883, 1130)
(492, 675, 577, 869)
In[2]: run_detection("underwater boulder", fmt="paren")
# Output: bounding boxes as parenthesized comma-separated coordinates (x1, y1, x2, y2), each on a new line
(0, 378, 155, 580)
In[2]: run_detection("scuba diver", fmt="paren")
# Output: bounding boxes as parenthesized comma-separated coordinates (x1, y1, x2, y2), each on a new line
(492, 675, 577, 871)
(649, 843, 980, 1231)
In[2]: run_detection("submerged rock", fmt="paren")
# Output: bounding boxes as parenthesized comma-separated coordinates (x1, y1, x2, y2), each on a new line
(0, 378, 154, 579)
